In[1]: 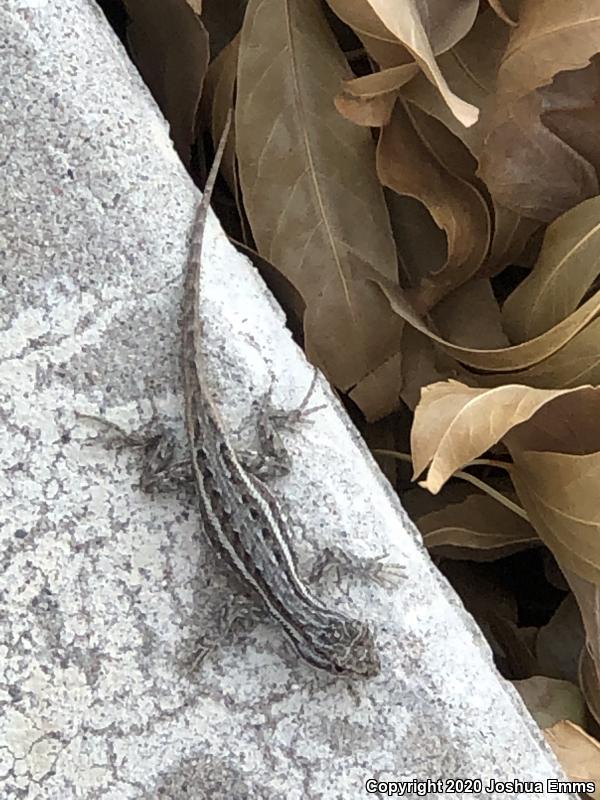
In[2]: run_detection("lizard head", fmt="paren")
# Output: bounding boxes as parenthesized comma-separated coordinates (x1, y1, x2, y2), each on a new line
(292, 616, 381, 679)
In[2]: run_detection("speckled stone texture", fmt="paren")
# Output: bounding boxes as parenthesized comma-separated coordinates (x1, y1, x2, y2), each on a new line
(0, 1, 575, 798)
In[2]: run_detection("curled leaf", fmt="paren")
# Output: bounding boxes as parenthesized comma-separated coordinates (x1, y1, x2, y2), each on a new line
(366, 264, 600, 372)
(362, 0, 479, 126)
(506, 388, 600, 584)
(502, 196, 600, 342)
(411, 380, 582, 493)
(378, 102, 490, 308)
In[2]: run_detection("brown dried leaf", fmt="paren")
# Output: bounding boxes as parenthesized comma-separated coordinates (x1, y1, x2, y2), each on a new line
(479, 89, 599, 223)
(400, 6, 510, 159)
(360, 0, 479, 125)
(502, 196, 600, 343)
(335, 88, 397, 127)
(545, 721, 600, 793)
(480, 1, 600, 221)
(342, 64, 419, 99)
(399, 8, 538, 272)
(475, 317, 600, 390)
(513, 677, 586, 729)
(348, 351, 403, 422)
(326, 0, 478, 69)
(512, 456, 600, 581)
(397, 327, 468, 411)
(483, 208, 539, 278)
(543, 58, 600, 177)
(387, 194, 447, 288)
(326, 0, 413, 68)
(505, 389, 600, 584)
(431, 279, 509, 349)
(367, 265, 600, 372)
(335, 65, 418, 127)
(495, 0, 600, 105)
(378, 102, 490, 309)
(236, 0, 403, 389)
(411, 381, 582, 493)
(125, 0, 208, 165)
(417, 492, 538, 559)
(349, 317, 469, 420)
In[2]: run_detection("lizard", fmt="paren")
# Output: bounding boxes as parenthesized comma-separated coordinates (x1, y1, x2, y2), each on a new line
(180, 111, 382, 677)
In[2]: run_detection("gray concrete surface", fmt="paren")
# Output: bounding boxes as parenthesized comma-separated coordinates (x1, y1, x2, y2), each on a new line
(0, 0, 575, 798)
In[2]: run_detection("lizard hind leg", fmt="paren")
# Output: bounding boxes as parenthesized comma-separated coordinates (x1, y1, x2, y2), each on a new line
(185, 595, 264, 674)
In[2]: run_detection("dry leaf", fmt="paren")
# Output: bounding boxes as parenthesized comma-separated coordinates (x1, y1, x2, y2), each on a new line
(348, 350, 403, 421)
(399, 8, 537, 271)
(506, 388, 600, 584)
(411, 380, 583, 493)
(545, 720, 600, 794)
(335, 88, 397, 127)
(475, 317, 600, 390)
(513, 676, 586, 729)
(417, 491, 538, 559)
(236, 0, 403, 389)
(125, 0, 209, 165)
(397, 327, 468, 411)
(482, 208, 539, 278)
(326, 0, 415, 68)
(342, 64, 419, 99)
(386, 193, 447, 288)
(479, 1, 600, 221)
(360, 0, 479, 126)
(377, 102, 490, 309)
(367, 265, 600, 372)
(400, 6, 510, 159)
(353, 329, 469, 420)
(326, 0, 478, 71)
(431, 279, 510, 349)
(479, 90, 599, 223)
(543, 57, 600, 177)
(335, 64, 418, 126)
(502, 197, 600, 343)
(348, 316, 467, 421)
(495, 0, 600, 106)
